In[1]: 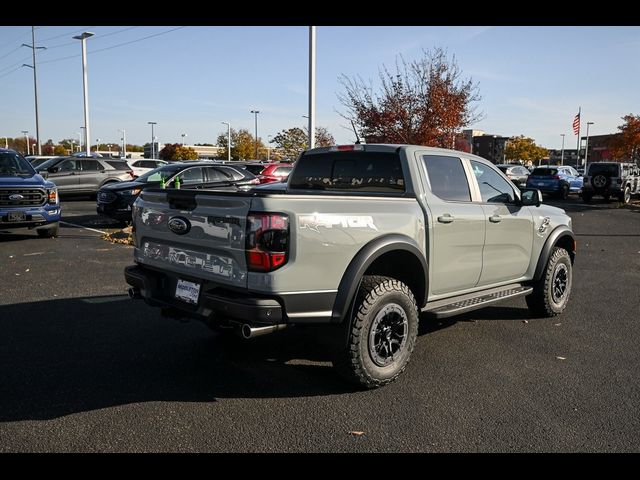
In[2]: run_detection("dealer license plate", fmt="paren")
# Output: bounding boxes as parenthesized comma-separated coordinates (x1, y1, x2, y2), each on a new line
(8, 211, 26, 222)
(175, 279, 201, 304)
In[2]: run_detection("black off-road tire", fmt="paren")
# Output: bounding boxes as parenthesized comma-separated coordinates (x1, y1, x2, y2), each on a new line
(36, 222, 59, 238)
(526, 247, 572, 317)
(332, 275, 419, 389)
(558, 184, 569, 200)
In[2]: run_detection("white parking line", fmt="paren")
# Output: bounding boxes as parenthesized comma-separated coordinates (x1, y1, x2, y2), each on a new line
(60, 220, 107, 235)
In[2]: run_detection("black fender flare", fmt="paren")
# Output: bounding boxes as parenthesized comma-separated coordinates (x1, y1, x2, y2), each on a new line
(331, 234, 428, 323)
(533, 226, 576, 281)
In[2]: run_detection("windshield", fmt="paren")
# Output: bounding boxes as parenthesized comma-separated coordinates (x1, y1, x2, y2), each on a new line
(0, 151, 37, 176)
(135, 164, 184, 183)
(36, 157, 66, 171)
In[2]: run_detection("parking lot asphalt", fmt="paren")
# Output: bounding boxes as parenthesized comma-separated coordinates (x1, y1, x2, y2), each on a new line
(1, 196, 639, 452)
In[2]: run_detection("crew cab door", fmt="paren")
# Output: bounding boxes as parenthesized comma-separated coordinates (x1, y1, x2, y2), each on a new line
(468, 160, 533, 285)
(420, 154, 485, 295)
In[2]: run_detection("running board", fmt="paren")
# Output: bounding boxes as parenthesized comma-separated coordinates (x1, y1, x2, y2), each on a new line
(422, 284, 533, 319)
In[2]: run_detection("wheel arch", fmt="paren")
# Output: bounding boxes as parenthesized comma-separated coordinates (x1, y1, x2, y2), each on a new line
(533, 226, 576, 282)
(331, 234, 428, 323)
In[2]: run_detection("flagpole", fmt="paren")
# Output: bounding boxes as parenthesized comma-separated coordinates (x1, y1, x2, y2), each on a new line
(575, 106, 581, 168)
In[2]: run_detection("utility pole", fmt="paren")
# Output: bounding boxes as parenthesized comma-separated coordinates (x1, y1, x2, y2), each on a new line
(73, 32, 94, 156)
(22, 26, 46, 155)
(250, 110, 260, 159)
(221, 122, 231, 161)
(308, 26, 316, 149)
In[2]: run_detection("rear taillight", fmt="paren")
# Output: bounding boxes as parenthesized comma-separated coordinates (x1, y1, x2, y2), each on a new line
(245, 212, 289, 272)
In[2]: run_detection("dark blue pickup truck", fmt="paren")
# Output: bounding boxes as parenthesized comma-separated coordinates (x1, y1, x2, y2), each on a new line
(0, 148, 61, 237)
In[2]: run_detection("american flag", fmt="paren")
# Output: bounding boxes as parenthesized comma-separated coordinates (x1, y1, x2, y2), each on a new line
(572, 112, 580, 135)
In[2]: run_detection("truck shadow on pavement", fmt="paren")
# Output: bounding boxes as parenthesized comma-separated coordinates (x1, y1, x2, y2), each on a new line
(0, 295, 524, 421)
(0, 295, 363, 421)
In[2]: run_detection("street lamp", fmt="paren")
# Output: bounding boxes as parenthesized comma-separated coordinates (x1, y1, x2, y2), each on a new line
(560, 134, 565, 166)
(21, 130, 29, 155)
(221, 121, 231, 161)
(585, 122, 594, 169)
(119, 129, 126, 158)
(73, 31, 94, 156)
(181, 133, 187, 145)
(107, 144, 112, 155)
(77, 131, 82, 151)
(148, 122, 157, 158)
(267, 134, 272, 161)
(69, 140, 75, 155)
(95, 138, 100, 153)
(250, 110, 260, 159)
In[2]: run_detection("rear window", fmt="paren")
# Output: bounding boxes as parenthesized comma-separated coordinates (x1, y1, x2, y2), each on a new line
(244, 164, 266, 175)
(105, 160, 131, 171)
(587, 163, 619, 176)
(531, 168, 558, 176)
(289, 151, 405, 193)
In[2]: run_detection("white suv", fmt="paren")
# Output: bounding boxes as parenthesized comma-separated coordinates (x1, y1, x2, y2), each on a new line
(127, 159, 167, 178)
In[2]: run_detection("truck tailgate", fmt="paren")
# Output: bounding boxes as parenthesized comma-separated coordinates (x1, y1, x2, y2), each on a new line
(132, 189, 252, 289)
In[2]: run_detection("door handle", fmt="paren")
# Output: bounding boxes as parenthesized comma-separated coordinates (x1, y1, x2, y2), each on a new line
(489, 215, 502, 223)
(437, 214, 454, 224)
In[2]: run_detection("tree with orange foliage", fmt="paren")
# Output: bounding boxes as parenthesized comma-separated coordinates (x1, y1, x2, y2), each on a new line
(338, 48, 483, 148)
(607, 114, 640, 162)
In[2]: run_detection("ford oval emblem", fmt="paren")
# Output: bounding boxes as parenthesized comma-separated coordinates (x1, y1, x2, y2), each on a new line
(168, 216, 191, 235)
(9, 194, 24, 201)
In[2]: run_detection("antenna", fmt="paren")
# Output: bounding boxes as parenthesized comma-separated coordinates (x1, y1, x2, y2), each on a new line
(350, 120, 362, 144)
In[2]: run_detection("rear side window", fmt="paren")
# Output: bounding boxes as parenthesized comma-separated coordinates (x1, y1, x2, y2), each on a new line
(423, 155, 470, 202)
(289, 151, 405, 193)
(273, 166, 293, 175)
(244, 164, 266, 175)
(105, 160, 131, 171)
(81, 160, 101, 171)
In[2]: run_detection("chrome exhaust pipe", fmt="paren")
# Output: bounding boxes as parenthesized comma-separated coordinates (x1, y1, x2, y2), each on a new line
(128, 287, 142, 299)
(241, 323, 287, 339)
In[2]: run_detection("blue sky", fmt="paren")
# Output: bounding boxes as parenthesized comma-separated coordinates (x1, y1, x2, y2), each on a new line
(1, 26, 639, 150)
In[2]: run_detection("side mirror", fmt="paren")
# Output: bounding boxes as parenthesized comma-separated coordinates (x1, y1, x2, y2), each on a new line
(521, 188, 542, 207)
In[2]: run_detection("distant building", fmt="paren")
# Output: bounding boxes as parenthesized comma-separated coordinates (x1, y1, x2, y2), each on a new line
(548, 149, 580, 167)
(472, 134, 509, 163)
(462, 129, 485, 147)
(580, 133, 630, 163)
(144, 142, 164, 159)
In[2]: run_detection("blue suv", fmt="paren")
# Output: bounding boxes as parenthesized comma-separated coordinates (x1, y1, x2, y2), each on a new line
(526, 165, 583, 200)
(0, 148, 61, 237)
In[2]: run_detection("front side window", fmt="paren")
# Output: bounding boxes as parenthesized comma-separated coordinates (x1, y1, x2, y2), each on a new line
(176, 167, 204, 185)
(58, 160, 79, 172)
(470, 160, 515, 203)
(422, 155, 470, 202)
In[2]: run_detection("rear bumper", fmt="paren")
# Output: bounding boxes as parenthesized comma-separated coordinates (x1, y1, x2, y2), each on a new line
(124, 264, 283, 325)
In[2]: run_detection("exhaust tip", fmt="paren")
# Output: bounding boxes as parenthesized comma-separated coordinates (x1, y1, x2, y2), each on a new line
(241, 324, 252, 339)
(128, 287, 141, 299)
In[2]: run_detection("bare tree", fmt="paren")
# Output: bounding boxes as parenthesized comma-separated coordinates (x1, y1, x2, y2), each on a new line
(338, 48, 483, 148)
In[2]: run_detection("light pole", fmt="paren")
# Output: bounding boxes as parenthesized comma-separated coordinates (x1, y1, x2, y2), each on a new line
(95, 138, 100, 153)
(73, 31, 94, 156)
(267, 134, 272, 161)
(221, 121, 231, 161)
(119, 129, 126, 158)
(3, 137, 7, 149)
(70, 140, 75, 155)
(21, 27, 46, 155)
(308, 26, 316, 149)
(250, 110, 260, 159)
(560, 134, 565, 166)
(181, 133, 187, 145)
(77, 131, 82, 151)
(148, 122, 157, 158)
(585, 122, 594, 170)
(21, 130, 29, 155)
(107, 144, 112, 155)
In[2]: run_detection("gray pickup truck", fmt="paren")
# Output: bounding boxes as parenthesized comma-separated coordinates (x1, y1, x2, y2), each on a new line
(125, 144, 576, 388)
